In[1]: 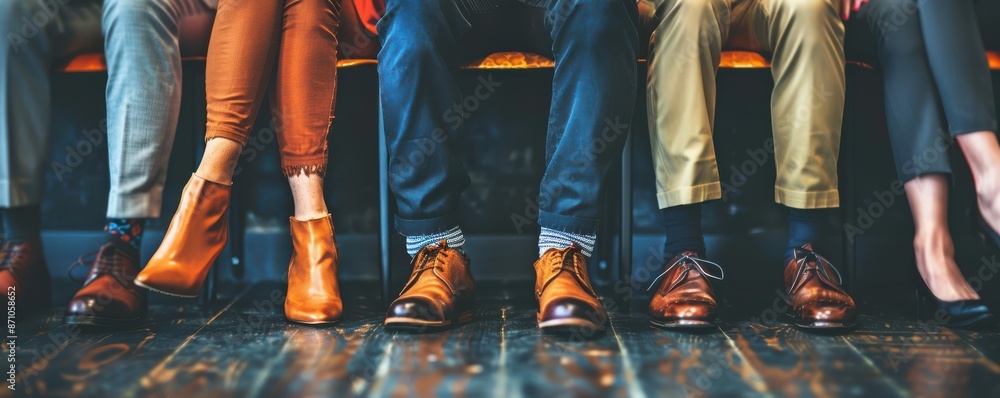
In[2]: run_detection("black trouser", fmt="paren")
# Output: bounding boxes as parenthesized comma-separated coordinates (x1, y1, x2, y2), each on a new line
(854, 0, 998, 182)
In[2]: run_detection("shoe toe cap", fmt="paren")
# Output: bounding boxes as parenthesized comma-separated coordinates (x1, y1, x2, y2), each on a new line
(542, 298, 604, 323)
(652, 300, 716, 322)
(387, 298, 443, 322)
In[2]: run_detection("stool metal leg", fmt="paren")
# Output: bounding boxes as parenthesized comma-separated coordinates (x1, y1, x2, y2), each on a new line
(619, 133, 633, 313)
(378, 101, 392, 307)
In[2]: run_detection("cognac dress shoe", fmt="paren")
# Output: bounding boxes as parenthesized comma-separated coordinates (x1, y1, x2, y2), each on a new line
(385, 241, 475, 331)
(647, 252, 724, 329)
(0, 241, 51, 311)
(135, 174, 230, 297)
(285, 215, 342, 324)
(784, 244, 857, 329)
(64, 243, 147, 327)
(534, 246, 607, 333)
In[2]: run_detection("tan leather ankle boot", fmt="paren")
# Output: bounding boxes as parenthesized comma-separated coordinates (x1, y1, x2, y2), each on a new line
(285, 214, 342, 324)
(135, 174, 230, 297)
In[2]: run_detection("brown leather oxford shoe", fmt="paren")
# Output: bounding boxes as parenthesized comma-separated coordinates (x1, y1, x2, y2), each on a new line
(64, 243, 147, 327)
(135, 174, 230, 298)
(285, 215, 342, 325)
(647, 252, 723, 329)
(0, 241, 51, 311)
(385, 241, 475, 331)
(534, 246, 607, 333)
(784, 244, 856, 329)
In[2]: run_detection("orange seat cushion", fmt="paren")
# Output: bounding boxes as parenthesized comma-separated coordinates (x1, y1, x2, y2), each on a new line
(462, 52, 556, 69)
(719, 50, 771, 68)
(988, 51, 1000, 71)
(461, 50, 770, 70)
(60, 53, 109, 73)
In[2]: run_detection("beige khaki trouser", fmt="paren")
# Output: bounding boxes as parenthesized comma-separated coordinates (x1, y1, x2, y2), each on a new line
(644, 0, 846, 209)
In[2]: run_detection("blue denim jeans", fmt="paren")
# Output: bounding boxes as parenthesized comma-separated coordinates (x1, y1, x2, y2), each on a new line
(378, 0, 639, 237)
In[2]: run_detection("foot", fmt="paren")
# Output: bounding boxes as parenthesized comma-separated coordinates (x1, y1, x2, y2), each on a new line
(783, 244, 856, 329)
(135, 174, 230, 297)
(913, 231, 980, 302)
(647, 252, 721, 329)
(384, 241, 475, 331)
(285, 215, 342, 324)
(64, 243, 147, 327)
(0, 241, 51, 311)
(533, 246, 607, 334)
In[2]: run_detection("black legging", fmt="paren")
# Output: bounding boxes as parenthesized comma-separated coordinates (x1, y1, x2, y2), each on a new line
(857, 0, 998, 182)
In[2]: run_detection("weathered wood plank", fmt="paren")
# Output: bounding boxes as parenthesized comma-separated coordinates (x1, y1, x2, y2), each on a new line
(723, 317, 904, 397)
(610, 312, 769, 397)
(501, 303, 629, 398)
(845, 315, 1000, 397)
(250, 282, 386, 397)
(951, 327, 1000, 365)
(5, 301, 220, 398)
(361, 304, 505, 398)
(123, 283, 284, 397)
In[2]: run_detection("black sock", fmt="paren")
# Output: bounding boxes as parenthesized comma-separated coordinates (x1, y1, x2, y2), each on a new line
(105, 218, 145, 260)
(2, 205, 41, 243)
(786, 208, 834, 264)
(662, 203, 706, 258)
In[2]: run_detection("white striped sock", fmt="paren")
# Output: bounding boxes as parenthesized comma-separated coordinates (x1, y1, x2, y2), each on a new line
(405, 226, 466, 257)
(538, 227, 596, 257)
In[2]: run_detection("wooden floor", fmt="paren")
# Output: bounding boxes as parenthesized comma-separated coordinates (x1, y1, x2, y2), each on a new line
(7, 281, 1000, 398)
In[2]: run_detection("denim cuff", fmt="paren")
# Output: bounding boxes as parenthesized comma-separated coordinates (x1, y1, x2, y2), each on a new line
(537, 210, 600, 236)
(395, 212, 462, 237)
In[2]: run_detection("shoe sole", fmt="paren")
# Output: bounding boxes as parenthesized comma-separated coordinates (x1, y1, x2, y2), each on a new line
(63, 315, 144, 328)
(947, 313, 996, 329)
(649, 319, 716, 330)
(794, 321, 856, 330)
(384, 310, 474, 332)
(134, 280, 200, 298)
(538, 318, 606, 334)
(287, 318, 341, 326)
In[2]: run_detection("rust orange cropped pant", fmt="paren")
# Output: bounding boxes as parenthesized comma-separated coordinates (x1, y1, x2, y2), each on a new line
(204, 0, 342, 177)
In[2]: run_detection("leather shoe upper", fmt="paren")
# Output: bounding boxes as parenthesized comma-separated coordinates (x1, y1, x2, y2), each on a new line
(65, 243, 146, 321)
(385, 241, 475, 327)
(285, 215, 342, 324)
(135, 174, 230, 297)
(534, 246, 607, 329)
(783, 244, 856, 326)
(647, 252, 721, 325)
(0, 241, 51, 309)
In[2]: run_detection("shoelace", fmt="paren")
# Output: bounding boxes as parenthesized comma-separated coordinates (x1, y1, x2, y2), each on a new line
(647, 254, 725, 292)
(787, 251, 844, 294)
(536, 247, 599, 298)
(67, 248, 135, 289)
(401, 244, 457, 294)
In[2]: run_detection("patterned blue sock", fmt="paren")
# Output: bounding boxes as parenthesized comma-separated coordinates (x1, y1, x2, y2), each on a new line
(106, 218, 144, 260)
(538, 227, 596, 257)
(406, 226, 466, 257)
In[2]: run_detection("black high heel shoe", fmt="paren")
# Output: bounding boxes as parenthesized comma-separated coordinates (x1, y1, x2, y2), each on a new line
(971, 206, 1000, 253)
(913, 270, 996, 329)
